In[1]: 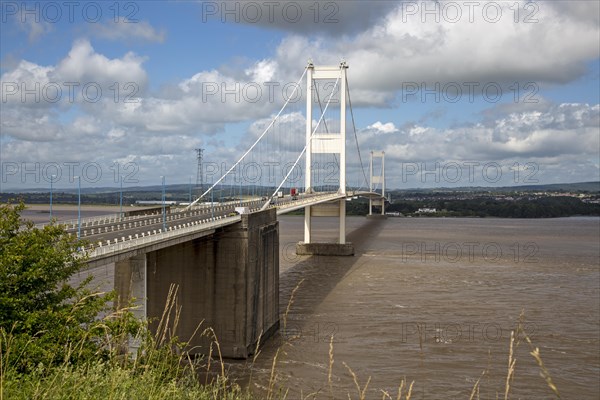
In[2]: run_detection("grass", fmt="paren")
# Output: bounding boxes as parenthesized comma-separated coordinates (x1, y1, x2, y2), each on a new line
(0, 283, 561, 400)
(0, 283, 251, 400)
(1, 361, 245, 400)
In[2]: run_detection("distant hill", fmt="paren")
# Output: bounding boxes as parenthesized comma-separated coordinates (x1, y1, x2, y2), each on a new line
(3, 181, 599, 196)
(498, 181, 600, 192)
(392, 182, 600, 193)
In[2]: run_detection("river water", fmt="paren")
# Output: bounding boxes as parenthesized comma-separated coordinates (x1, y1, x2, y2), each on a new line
(45, 206, 599, 398)
(239, 216, 600, 399)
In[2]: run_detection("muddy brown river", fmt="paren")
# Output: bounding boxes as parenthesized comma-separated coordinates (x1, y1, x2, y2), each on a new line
(37, 206, 598, 398)
(241, 216, 600, 399)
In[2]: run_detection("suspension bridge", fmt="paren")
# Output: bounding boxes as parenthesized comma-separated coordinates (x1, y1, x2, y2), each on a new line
(61, 62, 388, 358)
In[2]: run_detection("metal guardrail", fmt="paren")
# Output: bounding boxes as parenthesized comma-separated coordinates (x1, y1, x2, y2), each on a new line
(275, 192, 342, 211)
(39, 199, 264, 237)
(85, 214, 242, 260)
(35, 199, 262, 230)
(37, 212, 127, 229)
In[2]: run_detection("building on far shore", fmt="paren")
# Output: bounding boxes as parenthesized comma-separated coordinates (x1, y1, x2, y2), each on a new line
(416, 207, 437, 214)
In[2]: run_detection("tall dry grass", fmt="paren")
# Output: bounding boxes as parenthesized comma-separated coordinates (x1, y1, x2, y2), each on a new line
(0, 283, 250, 400)
(1, 279, 563, 400)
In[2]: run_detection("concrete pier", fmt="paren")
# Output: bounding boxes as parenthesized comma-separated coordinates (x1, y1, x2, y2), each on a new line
(296, 242, 355, 256)
(366, 214, 388, 220)
(114, 254, 146, 318)
(115, 209, 279, 359)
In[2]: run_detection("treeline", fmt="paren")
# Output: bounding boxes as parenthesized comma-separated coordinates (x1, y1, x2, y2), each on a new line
(1, 192, 129, 205)
(0, 189, 262, 205)
(386, 196, 600, 218)
(0, 190, 186, 205)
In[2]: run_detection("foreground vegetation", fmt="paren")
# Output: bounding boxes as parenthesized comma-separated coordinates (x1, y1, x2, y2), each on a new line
(0, 202, 249, 399)
(1, 202, 563, 399)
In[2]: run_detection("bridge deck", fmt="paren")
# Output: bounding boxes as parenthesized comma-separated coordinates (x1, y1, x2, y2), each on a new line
(51, 191, 384, 265)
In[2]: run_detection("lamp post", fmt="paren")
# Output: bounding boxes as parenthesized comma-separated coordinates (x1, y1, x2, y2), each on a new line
(161, 176, 166, 231)
(75, 176, 81, 239)
(119, 176, 123, 218)
(49, 174, 56, 221)
(189, 176, 192, 204)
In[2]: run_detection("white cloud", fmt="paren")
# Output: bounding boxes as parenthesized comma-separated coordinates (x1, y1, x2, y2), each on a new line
(355, 102, 599, 186)
(258, 1, 600, 106)
(0, 40, 148, 110)
(92, 17, 166, 43)
(1, 2, 598, 188)
(367, 121, 398, 134)
(245, 59, 278, 83)
(55, 39, 148, 88)
(14, 9, 53, 42)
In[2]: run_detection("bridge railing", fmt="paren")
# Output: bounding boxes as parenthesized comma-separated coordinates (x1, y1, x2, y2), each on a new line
(36, 212, 127, 229)
(84, 214, 242, 261)
(36, 198, 264, 235)
(273, 191, 341, 210)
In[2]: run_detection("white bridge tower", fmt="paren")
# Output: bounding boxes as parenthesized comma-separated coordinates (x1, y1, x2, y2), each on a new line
(297, 62, 354, 256)
(369, 151, 386, 216)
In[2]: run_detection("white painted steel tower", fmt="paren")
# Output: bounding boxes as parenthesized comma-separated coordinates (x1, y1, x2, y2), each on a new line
(304, 62, 348, 245)
(369, 151, 386, 215)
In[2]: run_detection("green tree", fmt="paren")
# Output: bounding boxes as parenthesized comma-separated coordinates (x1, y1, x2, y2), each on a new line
(0, 202, 112, 372)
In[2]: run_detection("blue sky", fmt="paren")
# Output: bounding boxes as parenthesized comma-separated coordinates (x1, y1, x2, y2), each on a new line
(1, 1, 599, 190)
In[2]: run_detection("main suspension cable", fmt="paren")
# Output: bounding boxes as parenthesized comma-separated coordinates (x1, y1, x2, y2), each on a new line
(186, 65, 309, 210)
(261, 69, 342, 210)
(345, 74, 370, 191)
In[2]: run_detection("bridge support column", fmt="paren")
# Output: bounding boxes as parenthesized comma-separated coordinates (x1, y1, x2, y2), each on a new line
(304, 205, 311, 243)
(115, 254, 147, 317)
(145, 209, 279, 359)
(296, 199, 354, 256)
(339, 199, 346, 244)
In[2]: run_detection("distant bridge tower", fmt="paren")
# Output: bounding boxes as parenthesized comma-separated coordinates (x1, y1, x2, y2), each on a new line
(369, 151, 386, 216)
(298, 62, 354, 256)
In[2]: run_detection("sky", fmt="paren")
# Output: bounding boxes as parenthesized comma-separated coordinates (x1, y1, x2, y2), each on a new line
(1, 0, 599, 191)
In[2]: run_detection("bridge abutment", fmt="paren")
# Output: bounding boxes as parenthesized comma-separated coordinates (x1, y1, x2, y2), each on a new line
(145, 208, 278, 359)
(114, 209, 279, 359)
